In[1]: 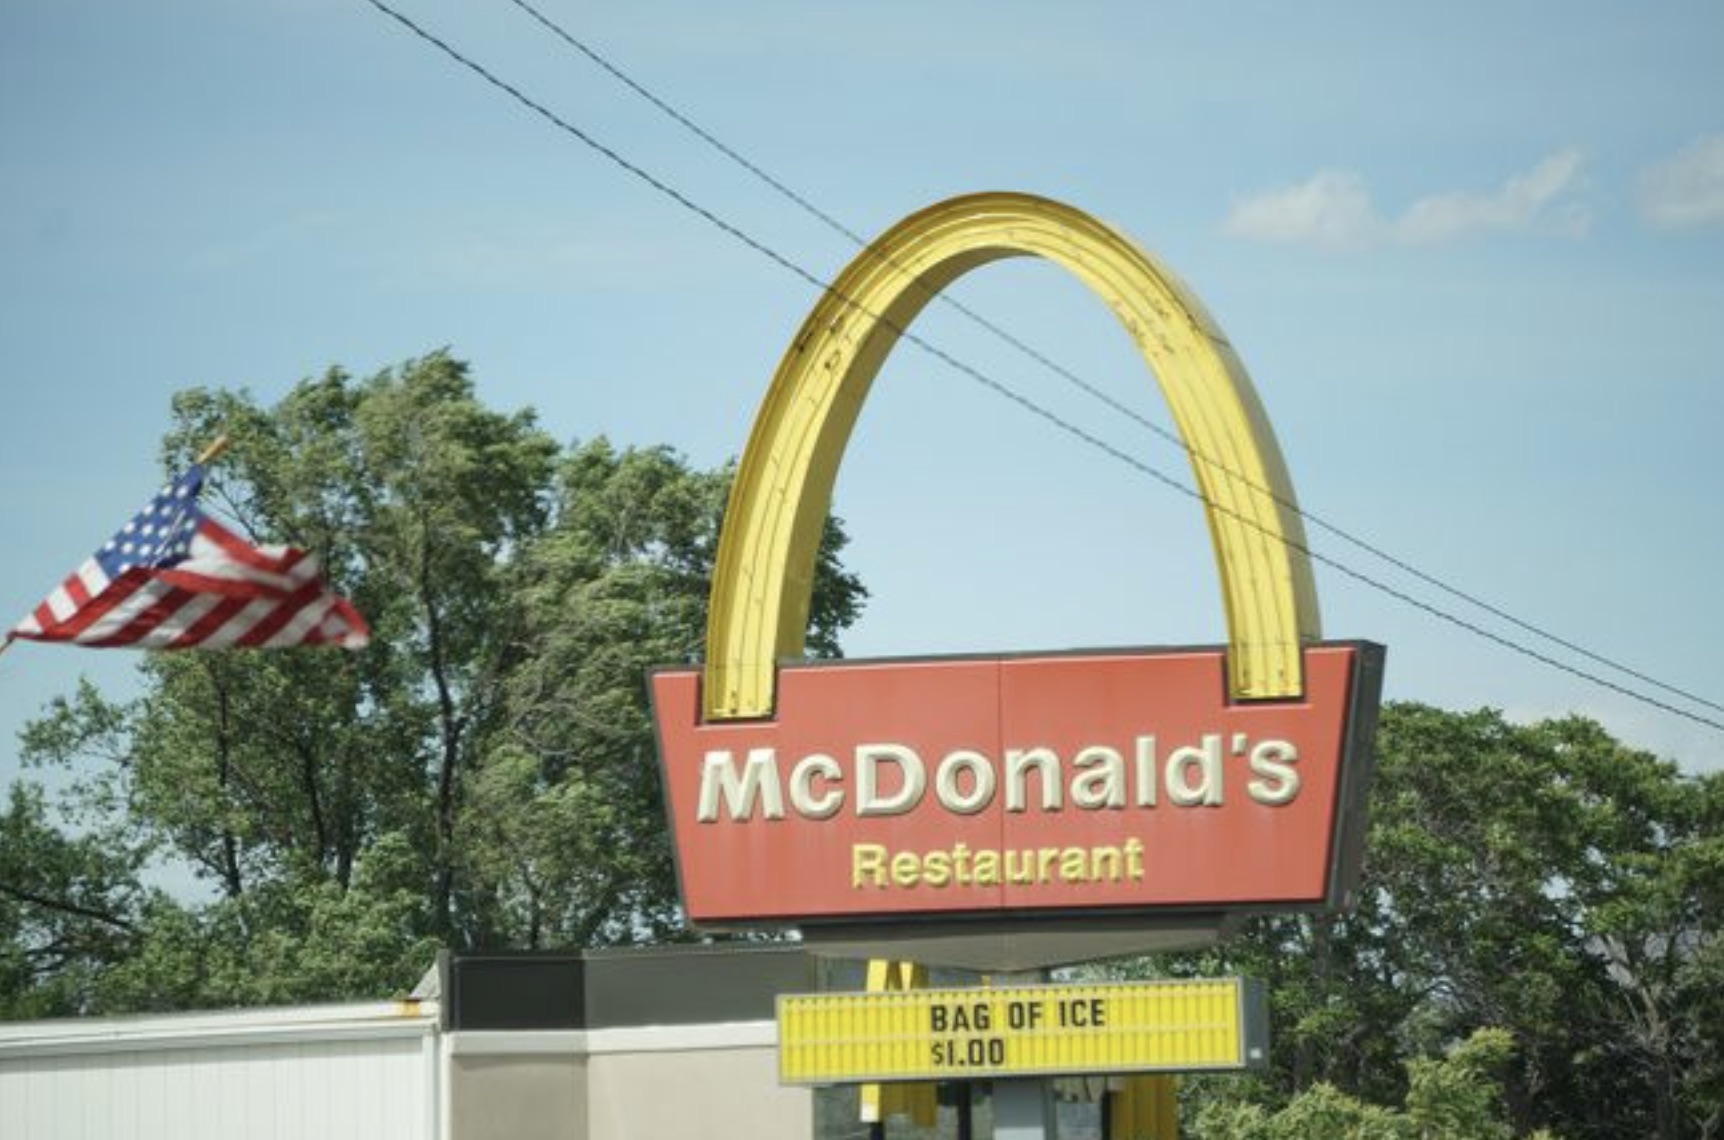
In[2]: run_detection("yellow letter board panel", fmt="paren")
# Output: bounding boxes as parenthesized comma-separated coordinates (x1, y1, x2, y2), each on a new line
(778, 978, 1266, 1084)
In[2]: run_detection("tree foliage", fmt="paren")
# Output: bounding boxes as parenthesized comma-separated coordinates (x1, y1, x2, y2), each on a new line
(1192, 1028, 1555, 1140)
(1175, 703, 1724, 1140)
(0, 777, 144, 1019)
(2, 352, 864, 1009)
(2, 356, 1718, 1139)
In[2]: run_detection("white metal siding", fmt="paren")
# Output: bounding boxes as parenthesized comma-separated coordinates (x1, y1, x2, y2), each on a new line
(0, 1007, 436, 1140)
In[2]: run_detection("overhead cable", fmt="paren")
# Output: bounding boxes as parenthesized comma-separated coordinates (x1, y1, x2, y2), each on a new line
(498, 0, 1724, 724)
(357, 0, 1724, 736)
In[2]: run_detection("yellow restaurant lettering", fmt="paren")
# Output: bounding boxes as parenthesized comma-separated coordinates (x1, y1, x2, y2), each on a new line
(850, 839, 1145, 890)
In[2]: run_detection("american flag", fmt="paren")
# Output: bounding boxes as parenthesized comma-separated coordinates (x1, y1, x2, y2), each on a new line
(8, 463, 369, 651)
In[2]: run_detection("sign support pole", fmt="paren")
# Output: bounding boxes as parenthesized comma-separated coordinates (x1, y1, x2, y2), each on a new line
(665, 190, 1387, 1140)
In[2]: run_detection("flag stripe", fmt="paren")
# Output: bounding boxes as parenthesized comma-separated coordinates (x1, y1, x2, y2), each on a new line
(237, 577, 329, 648)
(199, 599, 276, 649)
(138, 592, 224, 647)
(324, 597, 369, 647)
(73, 577, 175, 645)
(34, 561, 101, 629)
(76, 561, 105, 602)
(61, 568, 94, 616)
(84, 585, 196, 648)
(10, 462, 368, 654)
(174, 594, 259, 649)
(200, 520, 310, 577)
(262, 596, 331, 648)
(33, 571, 148, 642)
(158, 566, 302, 602)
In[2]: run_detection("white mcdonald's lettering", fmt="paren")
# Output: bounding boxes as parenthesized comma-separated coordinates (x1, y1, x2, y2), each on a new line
(693, 735, 1302, 823)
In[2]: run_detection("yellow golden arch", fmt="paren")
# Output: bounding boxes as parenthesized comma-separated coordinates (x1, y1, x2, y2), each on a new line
(704, 192, 1320, 720)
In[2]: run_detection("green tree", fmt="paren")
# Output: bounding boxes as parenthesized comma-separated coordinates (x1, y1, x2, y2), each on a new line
(3, 352, 866, 1013)
(125, 352, 560, 951)
(1582, 746, 1724, 1140)
(0, 779, 144, 1018)
(87, 835, 439, 1013)
(1192, 1028, 1553, 1140)
(466, 440, 865, 946)
(1186, 704, 1722, 1140)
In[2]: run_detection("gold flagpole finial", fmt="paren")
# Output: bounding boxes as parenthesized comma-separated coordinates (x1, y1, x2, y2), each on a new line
(196, 435, 231, 466)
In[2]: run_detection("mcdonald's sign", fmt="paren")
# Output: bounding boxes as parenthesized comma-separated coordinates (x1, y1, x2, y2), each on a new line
(650, 193, 1383, 963)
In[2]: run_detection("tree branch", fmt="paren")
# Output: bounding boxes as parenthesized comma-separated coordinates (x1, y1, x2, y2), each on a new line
(0, 880, 136, 933)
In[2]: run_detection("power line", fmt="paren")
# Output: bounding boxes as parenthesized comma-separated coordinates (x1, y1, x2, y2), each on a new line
(357, 0, 1724, 736)
(496, 0, 1724, 725)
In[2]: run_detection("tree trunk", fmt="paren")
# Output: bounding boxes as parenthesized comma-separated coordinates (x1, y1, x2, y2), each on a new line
(422, 543, 463, 941)
(1294, 915, 1333, 1090)
(211, 671, 244, 900)
(295, 737, 329, 875)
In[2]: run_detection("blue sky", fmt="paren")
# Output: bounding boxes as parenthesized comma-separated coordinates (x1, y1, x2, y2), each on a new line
(3, 0, 1721, 792)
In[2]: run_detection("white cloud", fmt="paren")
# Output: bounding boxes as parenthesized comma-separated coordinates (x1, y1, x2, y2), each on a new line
(1637, 133, 1724, 229)
(1226, 149, 1590, 250)
(1397, 149, 1589, 243)
(1224, 170, 1386, 251)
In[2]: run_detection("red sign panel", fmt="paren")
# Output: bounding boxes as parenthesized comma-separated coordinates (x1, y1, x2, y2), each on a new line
(651, 643, 1382, 927)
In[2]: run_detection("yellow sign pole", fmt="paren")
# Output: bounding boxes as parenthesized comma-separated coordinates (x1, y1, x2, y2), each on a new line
(707, 193, 1318, 1137)
(856, 959, 936, 1127)
(702, 191, 1320, 724)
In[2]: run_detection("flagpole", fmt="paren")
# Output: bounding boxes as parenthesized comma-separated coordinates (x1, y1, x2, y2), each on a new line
(197, 435, 231, 466)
